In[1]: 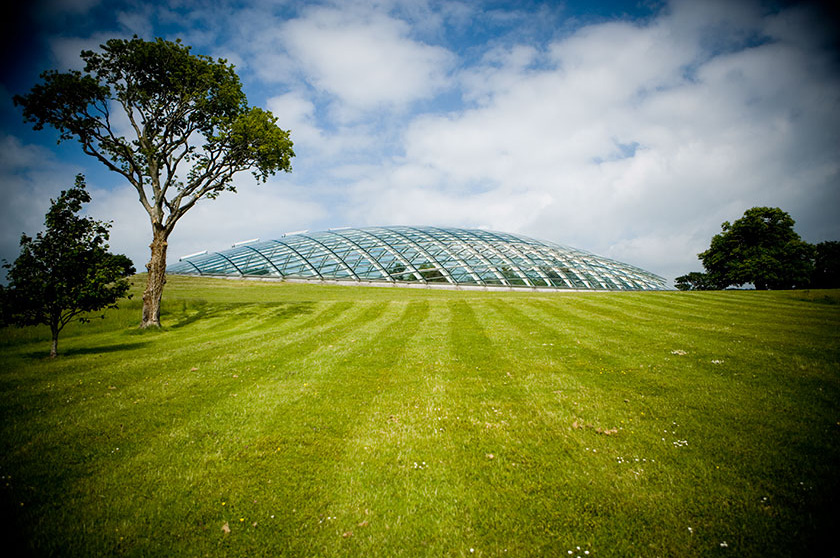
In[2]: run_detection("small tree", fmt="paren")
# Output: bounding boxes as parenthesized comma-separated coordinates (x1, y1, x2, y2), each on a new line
(15, 37, 294, 328)
(674, 271, 714, 291)
(2, 175, 135, 358)
(698, 207, 815, 290)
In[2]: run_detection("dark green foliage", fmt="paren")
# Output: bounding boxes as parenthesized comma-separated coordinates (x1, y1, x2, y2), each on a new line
(812, 241, 840, 288)
(14, 36, 294, 327)
(13, 37, 294, 196)
(674, 271, 715, 291)
(698, 207, 815, 290)
(2, 175, 134, 357)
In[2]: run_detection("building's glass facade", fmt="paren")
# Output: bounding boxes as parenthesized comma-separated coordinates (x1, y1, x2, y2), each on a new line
(166, 226, 668, 290)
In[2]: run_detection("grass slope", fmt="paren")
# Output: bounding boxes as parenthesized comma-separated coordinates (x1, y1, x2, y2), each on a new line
(1, 276, 839, 557)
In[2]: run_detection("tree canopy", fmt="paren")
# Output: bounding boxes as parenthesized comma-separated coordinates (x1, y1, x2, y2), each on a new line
(14, 37, 294, 327)
(698, 207, 814, 290)
(1, 175, 135, 357)
(676, 206, 828, 290)
(674, 271, 715, 291)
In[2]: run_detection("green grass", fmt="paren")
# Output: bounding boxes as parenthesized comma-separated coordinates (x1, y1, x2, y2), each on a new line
(1, 276, 839, 557)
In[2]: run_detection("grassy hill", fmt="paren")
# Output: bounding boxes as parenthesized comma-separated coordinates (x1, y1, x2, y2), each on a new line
(1, 276, 839, 557)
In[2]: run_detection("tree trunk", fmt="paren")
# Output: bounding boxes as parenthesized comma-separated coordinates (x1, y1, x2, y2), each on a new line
(142, 227, 168, 328)
(50, 319, 59, 358)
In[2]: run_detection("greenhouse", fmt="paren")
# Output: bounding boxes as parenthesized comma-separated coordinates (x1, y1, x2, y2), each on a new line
(166, 226, 669, 290)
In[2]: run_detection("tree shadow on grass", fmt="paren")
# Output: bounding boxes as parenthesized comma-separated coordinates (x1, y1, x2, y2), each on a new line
(167, 301, 316, 329)
(167, 303, 213, 329)
(22, 341, 152, 360)
(274, 301, 316, 320)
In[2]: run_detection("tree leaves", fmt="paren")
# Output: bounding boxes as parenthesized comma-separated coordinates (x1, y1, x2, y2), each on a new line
(2, 175, 135, 356)
(15, 36, 293, 237)
(697, 207, 816, 290)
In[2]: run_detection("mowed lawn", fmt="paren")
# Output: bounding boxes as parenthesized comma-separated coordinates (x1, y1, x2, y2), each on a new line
(1, 277, 839, 557)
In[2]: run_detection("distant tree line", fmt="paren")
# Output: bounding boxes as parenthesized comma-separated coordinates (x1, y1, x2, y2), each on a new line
(676, 207, 840, 290)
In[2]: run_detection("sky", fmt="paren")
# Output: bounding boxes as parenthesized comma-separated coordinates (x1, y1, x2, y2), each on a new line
(1, 0, 838, 285)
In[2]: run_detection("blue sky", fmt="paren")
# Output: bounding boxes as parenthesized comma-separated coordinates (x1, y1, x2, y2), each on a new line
(1, 0, 838, 283)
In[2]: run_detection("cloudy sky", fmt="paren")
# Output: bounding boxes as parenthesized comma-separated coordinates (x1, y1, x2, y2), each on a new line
(1, 0, 838, 284)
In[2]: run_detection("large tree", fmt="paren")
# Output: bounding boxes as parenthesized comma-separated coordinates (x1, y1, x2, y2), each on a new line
(15, 37, 294, 327)
(698, 207, 814, 290)
(2, 175, 135, 358)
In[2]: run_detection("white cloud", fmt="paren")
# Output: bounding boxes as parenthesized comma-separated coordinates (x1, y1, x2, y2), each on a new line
(344, 176, 554, 233)
(267, 92, 317, 139)
(266, 91, 378, 159)
(115, 5, 155, 37)
(0, 134, 55, 170)
(85, 182, 150, 269)
(0, 135, 84, 274)
(278, 6, 455, 116)
(48, 34, 113, 70)
(608, 232, 708, 282)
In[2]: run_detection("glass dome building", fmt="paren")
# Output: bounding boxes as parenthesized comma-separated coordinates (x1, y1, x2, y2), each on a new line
(166, 226, 668, 290)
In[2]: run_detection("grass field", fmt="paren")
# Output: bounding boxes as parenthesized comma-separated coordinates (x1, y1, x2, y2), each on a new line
(1, 276, 839, 557)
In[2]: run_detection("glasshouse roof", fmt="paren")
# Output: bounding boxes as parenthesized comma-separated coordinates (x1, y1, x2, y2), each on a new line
(166, 226, 669, 291)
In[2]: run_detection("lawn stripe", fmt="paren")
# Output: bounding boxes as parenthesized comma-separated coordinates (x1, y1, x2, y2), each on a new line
(435, 299, 594, 554)
(110, 299, 398, 555)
